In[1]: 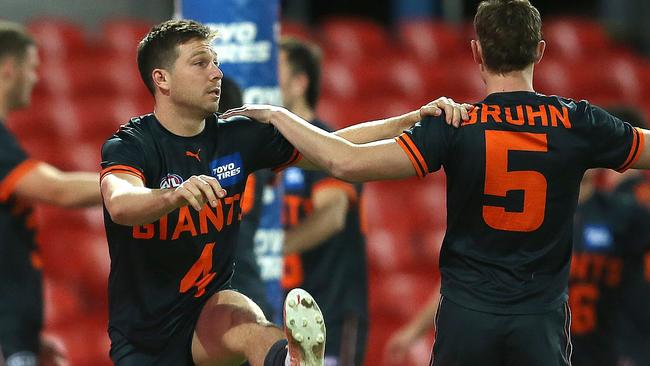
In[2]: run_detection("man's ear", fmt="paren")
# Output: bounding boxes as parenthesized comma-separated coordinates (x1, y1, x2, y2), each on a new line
(535, 40, 546, 64)
(292, 72, 309, 97)
(152, 68, 170, 95)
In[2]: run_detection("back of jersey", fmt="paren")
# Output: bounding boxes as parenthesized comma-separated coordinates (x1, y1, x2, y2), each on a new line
(397, 91, 642, 314)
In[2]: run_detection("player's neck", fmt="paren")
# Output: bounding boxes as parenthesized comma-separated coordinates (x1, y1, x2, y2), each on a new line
(483, 67, 535, 95)
(288, 100, 315, 123)
(153, 102, 206, 137)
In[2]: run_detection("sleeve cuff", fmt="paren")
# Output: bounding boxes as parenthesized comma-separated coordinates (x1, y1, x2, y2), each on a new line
(272, 148, 302, 173)
(101, 164, 146, 183)
(617, 127, 645, 173)
(395, 133, 429, 179)
(312, 178, 358, 204)
(0, 159, 41, 202)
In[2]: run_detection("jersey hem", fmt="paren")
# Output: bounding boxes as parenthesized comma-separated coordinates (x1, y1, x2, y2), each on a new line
(440, 291, 569, 315)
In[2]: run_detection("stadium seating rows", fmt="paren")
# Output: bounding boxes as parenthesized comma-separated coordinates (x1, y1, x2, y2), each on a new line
(7, 15, 650, 366)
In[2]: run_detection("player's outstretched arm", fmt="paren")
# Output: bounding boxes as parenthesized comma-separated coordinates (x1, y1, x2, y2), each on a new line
(631, 128, 650, 169)
(11, 162, 101, 207)
(333, 97, 471, 144)
(101, 173, 226, 226)
(222, 106, 417, 182)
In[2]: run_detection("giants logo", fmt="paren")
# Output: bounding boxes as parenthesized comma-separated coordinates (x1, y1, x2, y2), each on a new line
(160, 174, 184, 189)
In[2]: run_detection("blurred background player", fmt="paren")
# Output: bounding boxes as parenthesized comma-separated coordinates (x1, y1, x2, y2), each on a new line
(220, 76, 275, 321)
(567, 107, 649, 366)
(0, 21, 102, 366)
(278, 37, 368, 366)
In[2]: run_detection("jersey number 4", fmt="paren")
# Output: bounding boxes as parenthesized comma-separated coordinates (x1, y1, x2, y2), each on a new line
(483, 131, 548, 232)
(180, 242, 216, 298)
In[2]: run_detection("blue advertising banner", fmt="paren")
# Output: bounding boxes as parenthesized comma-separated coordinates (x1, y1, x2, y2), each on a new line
(176, 0, 281, 104)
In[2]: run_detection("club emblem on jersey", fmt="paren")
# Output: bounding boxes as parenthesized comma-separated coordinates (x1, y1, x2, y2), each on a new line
(160, 174, 184, 189)
(210, 153, 243, 187)
(284, 167, 305, 191)
(583, 224, 613, 250)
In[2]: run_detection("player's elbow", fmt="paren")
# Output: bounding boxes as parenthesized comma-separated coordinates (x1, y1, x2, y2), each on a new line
(328, 156, 364, 183)
(104, 200, 131, 226)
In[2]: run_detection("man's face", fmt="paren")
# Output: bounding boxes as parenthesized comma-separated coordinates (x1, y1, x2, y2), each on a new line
(166, 38, 223, 115)
(7, 45, 39, 110)
(278, 50, 297, 109)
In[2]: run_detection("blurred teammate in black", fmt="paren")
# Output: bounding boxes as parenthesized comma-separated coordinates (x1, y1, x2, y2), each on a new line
(569, 108, 649, 366)
(0, 21, 101, 366)
(278, 38, 368, 366)
(220, 76, 275, 321)
(100, 20, 465, 366)
(222, 1, 650, 365)
(608, 107, 650, 366)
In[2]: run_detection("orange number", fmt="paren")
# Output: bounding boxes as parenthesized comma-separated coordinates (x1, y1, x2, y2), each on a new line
(569, 284, 599, 335)
(483, 130, 548, 232)
(180, 242, 216, 298)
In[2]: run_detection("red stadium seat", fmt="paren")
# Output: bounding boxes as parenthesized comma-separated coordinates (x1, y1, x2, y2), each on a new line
(280, 20, 313, 42)
(45, 314, 111, 366)
(319, 17, 392, 65)
(397, 20, 464, 63)
(369, 272, 437, 320)
(101, 18, 153, 61)
(543, 18, 613, 62)
(43, 277, 84, 328)
(27, 18, 88, 61)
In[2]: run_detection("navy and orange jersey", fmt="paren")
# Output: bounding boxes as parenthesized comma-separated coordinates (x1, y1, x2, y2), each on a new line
(612, 175, 650, 351)
(100, 113, 298, 352)
(281, 119, 368, 326)
(569, 191, 641, 366)
(0, 122, 43, 339)
(231, 169, 275, 320)
(396, 91, 644, 314)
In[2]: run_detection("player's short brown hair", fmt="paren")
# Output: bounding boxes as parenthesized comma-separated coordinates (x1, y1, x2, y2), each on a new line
(279, 37, 322, 109)
(0, 21, 35, 62)
(137, 19, 217, 95)
(474, 0, 542, 74)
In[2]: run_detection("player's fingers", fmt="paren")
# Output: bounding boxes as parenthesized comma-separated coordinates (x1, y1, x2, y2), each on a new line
(177, 186, 203, 211)
(452, 103, 462, 128)
(194, 176, 219, 208)
(201, 175, 227, 199)
(459, 103, 470, 122)
(419, 104, 442, 118)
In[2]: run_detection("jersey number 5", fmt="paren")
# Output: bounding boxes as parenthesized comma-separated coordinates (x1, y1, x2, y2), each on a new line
(180, 242, 216, 298)
(483, 131, 548, 232)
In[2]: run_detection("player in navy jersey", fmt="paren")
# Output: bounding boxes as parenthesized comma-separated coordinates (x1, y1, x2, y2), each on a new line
(99, 20, 468, 366)
(0, 21, 102, 366)
(612, 174, 650, 365)
(278, 38, 368, 366)
(222, 1, 650, 365)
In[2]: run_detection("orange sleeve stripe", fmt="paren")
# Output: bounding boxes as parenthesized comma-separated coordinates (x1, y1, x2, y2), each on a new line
(0, 159, 41, 202)
(618, 127, 644, 172)
(395, 135, 425, 178)
(272, 148, 302, 173)
(100, 165, 146, 183)
(312, 178, 358, 204)
(401, 133, 430, 173)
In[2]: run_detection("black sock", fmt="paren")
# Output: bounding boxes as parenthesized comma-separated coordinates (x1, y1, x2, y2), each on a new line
(263, 339, 288, 366)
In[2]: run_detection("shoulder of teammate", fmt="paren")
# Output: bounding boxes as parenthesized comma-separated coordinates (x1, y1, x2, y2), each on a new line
(395, 114, 454, 178)
(219, 114, 299, 173)
(573, 100, 643, 172)
(100, 116, 150, 184)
